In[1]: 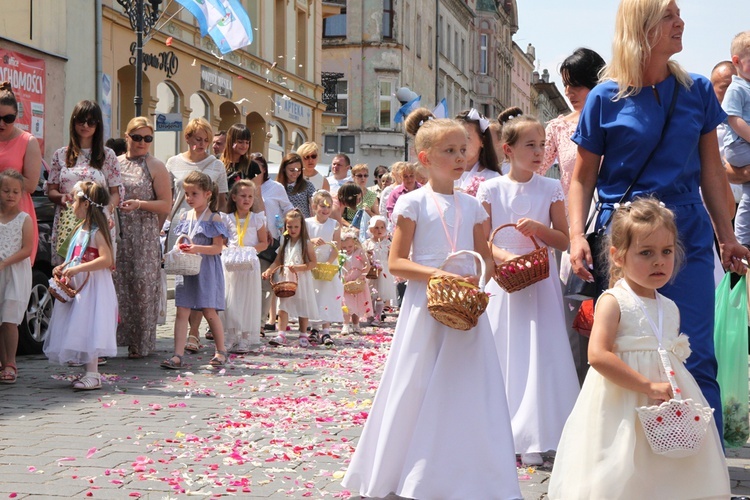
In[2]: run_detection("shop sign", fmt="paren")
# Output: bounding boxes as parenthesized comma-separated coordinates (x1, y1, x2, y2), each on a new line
(200, 65, 233, 99)
(155, 113, 183, 131)
(0, 49, 45, 151)
(129, 43, 179, 78)
(274, 94, 311, 128)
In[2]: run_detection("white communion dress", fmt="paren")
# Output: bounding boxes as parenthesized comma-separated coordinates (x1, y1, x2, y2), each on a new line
(342, 187, 521, 500)
(477, 174, 579, 455)
(305, 216, 344, 323)
(548, 285, 730, 499)
(277, 239, 318, 319)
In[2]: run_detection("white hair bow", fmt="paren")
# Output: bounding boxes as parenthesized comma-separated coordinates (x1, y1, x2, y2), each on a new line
(467, 108, 490, 134)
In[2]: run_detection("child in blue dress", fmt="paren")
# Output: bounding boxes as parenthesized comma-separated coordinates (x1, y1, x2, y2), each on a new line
(161, 171, 229, 369)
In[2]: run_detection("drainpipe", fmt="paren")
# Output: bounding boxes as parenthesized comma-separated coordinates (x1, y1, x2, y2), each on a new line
(434, 0, 439, 102)
(95, 0, 103, 102)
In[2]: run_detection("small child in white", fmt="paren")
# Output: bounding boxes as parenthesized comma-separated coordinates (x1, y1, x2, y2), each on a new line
(363, 215, 396, 326)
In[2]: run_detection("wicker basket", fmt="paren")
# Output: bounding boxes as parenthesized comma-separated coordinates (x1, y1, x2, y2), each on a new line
(490, 224, 549, 293)
(312, 242, 340, 281)
(426, 250, 489, 331)
(164, 235, 203, 276)
(270, 265, 298, 297)
(344, 278, 367, 294)
(366, 266, 381, 280)
(48, 263, 90, 303)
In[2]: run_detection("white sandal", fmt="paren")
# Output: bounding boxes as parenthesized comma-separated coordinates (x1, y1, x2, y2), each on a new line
(72, 374, 101, 391)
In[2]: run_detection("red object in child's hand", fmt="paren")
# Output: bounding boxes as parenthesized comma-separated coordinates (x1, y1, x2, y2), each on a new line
(179, 244, 190, 251)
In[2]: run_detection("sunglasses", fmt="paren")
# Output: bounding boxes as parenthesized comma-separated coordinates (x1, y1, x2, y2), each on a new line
(0, 114, 17, 124)
(354, 174, 369, 178)
(75, 117, 98, 127)
(287, 167, 301, 172)
(303, 154, 318, 160)
(129, 133, 154, 143)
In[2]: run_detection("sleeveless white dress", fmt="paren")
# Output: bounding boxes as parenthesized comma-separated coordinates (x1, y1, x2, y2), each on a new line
(549, 286, 730, 499)
(0, 212, 32, 323)
(342, 188, 521, 500)
(477, 174, 579, 454)
(277, 240, 318, 319)
(305, 216, 344, 323)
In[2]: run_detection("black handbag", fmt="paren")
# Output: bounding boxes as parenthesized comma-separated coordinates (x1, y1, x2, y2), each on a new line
(565, 83, 680, 300)
(258, 237, 281, 263)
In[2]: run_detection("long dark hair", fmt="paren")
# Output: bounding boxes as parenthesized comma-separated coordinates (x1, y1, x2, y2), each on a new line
(221, 124, 252, 175)
(251, 153, 269, 182)
(67, 100, 106, 169)
(77, 181, 113, 252)
(183, 170, 219, 212)
(278, 208, 311, 265)
(276, 153, 308, 194)
(456, 109, 500, 173)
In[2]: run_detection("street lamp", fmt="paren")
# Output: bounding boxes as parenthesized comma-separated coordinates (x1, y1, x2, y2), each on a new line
(117, 0, 162, 117)
(395, 87, 418, 161)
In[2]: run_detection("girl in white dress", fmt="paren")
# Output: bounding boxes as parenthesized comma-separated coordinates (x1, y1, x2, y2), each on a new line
(549, 198, 730, 499)
(363, 215, 397, 326)
(44, 181, 118, 391)
(0, 171, 33, 384)
(477, 113, 579, 466)
(262, 209, 318, 347)
(305, 190, 343, 346)
(222, 180, 266, 353)
(342, 109, 521, 499)
(340, 228, 371, 334)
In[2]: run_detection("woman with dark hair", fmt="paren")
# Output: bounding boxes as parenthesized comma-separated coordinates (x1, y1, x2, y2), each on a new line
(276, 153, 316, 217)
(0, 82, 41, 263)
(253, 152, 294, 332)
(539, 48, 606, 200)
(455, 108, 501, 190)
(222, 124, 262, 191)
(48, 100, 121, 266)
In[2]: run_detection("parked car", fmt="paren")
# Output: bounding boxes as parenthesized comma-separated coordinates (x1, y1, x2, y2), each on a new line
(18, 165, 55, 354)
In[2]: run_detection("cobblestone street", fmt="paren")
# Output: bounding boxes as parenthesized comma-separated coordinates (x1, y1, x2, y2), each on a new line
(2, 298, 750, 499)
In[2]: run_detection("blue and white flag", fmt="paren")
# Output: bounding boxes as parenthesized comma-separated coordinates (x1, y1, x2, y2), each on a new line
(208, 0, 254, 54)
(393, 95, 421, 123)
(432, 98, 448, 119)
(174, 0, 227, 36)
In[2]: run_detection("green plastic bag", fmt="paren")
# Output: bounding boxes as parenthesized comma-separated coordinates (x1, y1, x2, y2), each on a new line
(714, 273, 749, 448)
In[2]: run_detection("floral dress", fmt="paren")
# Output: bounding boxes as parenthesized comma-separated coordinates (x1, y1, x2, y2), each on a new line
(48, 147, 122, 264)
(113, 154, 161, 357)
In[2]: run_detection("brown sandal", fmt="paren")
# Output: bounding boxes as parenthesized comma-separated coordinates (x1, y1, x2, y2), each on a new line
(209, 350, 227, 367)
(160, 354, 183, 370)
(0, 364, 17, 384)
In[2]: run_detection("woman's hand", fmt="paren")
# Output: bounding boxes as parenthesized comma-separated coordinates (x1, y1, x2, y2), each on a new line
(570, 233, 594, 282)
(646, 381, 673, 403)
(120, 199, 142, 213)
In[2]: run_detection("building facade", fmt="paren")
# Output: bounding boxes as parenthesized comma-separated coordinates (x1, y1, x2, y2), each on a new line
(103, 0, 333, 166)
(532, 69, 570, 125)
(510, 41, 534, 116)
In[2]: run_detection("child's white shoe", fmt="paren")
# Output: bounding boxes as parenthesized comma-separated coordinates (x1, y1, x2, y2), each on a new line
(268, 332, 287, 346)
(521, 452, 543, 466)
(341, 324, 351, 335)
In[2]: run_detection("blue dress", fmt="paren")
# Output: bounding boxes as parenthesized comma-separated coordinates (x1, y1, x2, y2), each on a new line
(172, 215, 229, 310)
(573, 73, 727, 435)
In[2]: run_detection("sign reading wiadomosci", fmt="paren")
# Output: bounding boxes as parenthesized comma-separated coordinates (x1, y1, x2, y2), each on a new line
(0, 49, 45, 151)
(200, 65, 233, 99)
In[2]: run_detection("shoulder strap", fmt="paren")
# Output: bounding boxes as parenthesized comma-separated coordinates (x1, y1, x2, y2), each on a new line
(592, 82, 680, 231)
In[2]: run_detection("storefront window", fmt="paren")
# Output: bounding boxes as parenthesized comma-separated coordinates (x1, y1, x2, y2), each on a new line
(189, 92, 210, 121)
(155, 82, 180, 161)
(268, 122, 285, 165)
(292, 130, 306, 152)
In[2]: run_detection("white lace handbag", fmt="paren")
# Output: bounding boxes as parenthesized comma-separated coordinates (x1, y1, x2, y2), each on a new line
(222, 245, 257, 272)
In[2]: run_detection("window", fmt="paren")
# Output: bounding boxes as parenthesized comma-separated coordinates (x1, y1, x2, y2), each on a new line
(415, 16, 422, 58)
(268, 122, 286, 165)
(427, 26, 433, 68)
(154, 82, 180, 161)
(479, 34, 488, 75)
(379, 80, 394, 129)
(275, 0, 286, 68)
(446, 24, 451, 62)
(335, 80, 348, 128)
(189, 92, 210, 121)
(296, 10, 307, 78)
(404, 4, 410, 48)
(292, 130, 306, 151)
(454, 32, 458, 67)
(438, 16, 443, 55)
(382, 0, 394, 39)
(324, 134, 356, 154)
(324, 9, 346, 38)
(460, 37, 465, 72)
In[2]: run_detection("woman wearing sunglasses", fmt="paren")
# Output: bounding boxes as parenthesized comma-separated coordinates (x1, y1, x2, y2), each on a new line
(113, 117, 172, 359)
(0, 82, 42, 263)
(48, 100, 122, 266)
(296, 142, 330, 193)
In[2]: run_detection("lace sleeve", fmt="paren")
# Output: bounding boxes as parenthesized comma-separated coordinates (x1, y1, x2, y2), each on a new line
(541, 119, 560, 174)
(551, 180, 566, 204)
(475, 181, 491, 204)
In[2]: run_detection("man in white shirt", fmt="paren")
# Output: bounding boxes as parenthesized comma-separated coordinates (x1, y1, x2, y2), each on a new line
(326, 154, 352, 195)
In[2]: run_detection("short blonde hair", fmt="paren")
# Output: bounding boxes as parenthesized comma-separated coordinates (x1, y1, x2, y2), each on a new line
(351, 163, 369, 176)
(126, 116, 154, 135)
(296, 141, 319, 158)
(602, 0, 692, 100)
(184, 117, 213, 142)
(731, 31, 750, 59)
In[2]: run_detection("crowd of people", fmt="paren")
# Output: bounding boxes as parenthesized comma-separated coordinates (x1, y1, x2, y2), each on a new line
(1, 0, 750, 496)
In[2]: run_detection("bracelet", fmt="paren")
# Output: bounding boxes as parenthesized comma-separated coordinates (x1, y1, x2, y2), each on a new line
(136, 200, 143, 210)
